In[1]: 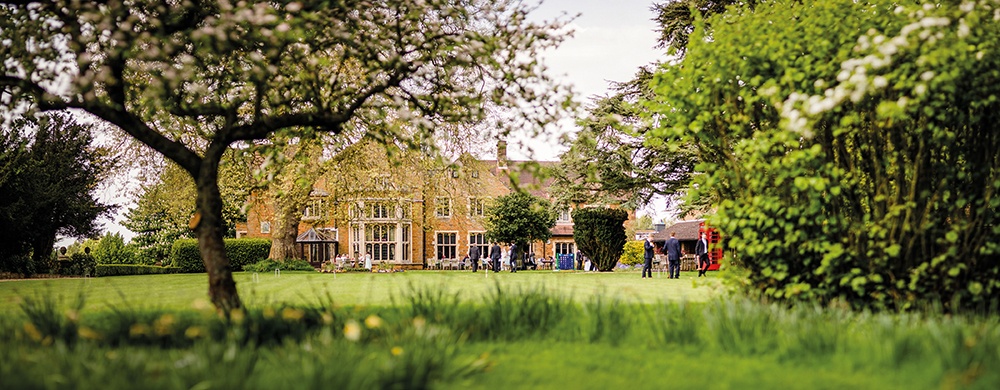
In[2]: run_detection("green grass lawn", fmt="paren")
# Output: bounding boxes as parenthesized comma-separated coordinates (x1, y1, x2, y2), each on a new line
(0, 269, 722, 314)
(2, 270, 998, 390)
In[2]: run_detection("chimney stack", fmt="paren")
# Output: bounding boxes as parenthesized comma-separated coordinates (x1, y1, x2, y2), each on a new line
(497, 140, 508, 170)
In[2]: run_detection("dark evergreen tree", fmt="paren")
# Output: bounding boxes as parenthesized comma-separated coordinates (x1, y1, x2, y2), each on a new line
(0, 113, 114, 275)
(572, 207, 628, 272)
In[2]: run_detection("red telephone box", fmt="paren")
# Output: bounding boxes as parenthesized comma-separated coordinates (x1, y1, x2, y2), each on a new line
(698, 222, 722, 271)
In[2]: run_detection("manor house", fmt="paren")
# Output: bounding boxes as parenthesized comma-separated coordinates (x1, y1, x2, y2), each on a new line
(242, 140, 633, 269)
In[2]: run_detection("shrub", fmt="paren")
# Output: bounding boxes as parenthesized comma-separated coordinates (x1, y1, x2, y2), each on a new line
(244, 258, 315, 273)
(619, 240, 644, 266)
(95, 264, 181, 277)
(572, 207, 628, 272)
(93, 232, 135, 264)
(649, 0, 1000, 311)
(169, 239, 272, 273)
(226, 239, 272, 271)
(57, 252, 96, 277)
(167, 239, 202, 272)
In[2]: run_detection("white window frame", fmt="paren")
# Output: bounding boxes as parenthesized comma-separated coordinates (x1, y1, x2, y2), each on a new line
(468, 197, 486, 217)
(468, 231, 489, 259)
(557, 208, 572, 224)
(436, 231, 458, 260)
(303, 198, 327, 220)
(435, 197, 452, 218)
(260, 221, 271, 234)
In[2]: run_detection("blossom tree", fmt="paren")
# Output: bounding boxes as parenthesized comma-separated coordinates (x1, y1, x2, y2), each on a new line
(0, 0, 572, 311)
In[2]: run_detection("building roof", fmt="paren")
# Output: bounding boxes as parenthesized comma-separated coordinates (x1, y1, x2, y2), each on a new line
(296, 228, 336, 243)
(650, 219, 704, 242)
(551, 224, 574, 237)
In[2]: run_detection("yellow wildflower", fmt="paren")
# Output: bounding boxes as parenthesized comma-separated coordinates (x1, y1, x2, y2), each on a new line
(344, 320, 361, 341)
(129, 323, 150, 337)
(281, 307, 305, 321)
(185, 326, 204, 339)
(364, 314, 383, 329)
(23, 322, 42, 342)
(78, 327, 102, 341)
(153, 314, 176, 336)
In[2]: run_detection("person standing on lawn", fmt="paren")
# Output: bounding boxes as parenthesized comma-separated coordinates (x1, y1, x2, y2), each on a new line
(489, 242, 502, 273)
(469, 244, 481, 273)
(665, 232, 682, 279)
(696, 232, 710, 277)
(642, 236, 654, 279)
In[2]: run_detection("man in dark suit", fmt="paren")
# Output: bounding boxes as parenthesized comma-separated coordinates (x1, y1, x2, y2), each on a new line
(665, 232, 682, 279)
(695, 232, 709, 277)
(509, 242, 518, 273)
(469, 244, 481, 273)
(642, 236, 654, 279)
(489, 243, 502, 273)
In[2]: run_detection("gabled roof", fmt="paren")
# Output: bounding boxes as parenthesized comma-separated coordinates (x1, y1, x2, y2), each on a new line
(296, 228, 336, 243)
(551, 224, 574, 237)
(650, 219, 703, 242)
(485, 160, 559, 199)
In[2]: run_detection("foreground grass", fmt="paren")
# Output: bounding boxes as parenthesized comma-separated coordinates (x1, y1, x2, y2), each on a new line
(1, 272, 998, 389)
(0, 270, 720, 314)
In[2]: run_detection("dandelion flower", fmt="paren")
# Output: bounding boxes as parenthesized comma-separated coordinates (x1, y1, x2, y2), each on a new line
(344, 320, 361, 341)
(365, 314, 383, 329)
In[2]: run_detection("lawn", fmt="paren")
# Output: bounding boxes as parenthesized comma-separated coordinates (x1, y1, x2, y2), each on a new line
(0, 269, 722, 314)
(1, 270, 998, 390)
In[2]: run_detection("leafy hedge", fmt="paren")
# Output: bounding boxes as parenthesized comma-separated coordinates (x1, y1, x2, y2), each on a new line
(95, 264, 181, 277)
(54, 253, 96, 277)
(168, 239, 271, 273)
(650, 0, 1000, 311)
(572, 207, 628, 272)
(244, 258, 315, 273)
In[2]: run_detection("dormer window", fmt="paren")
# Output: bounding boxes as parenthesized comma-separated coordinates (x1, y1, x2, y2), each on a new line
(557, 208, 572, 224)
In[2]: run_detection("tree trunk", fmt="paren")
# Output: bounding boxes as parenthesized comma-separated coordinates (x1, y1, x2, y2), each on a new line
(268, 205, 302, 260)
(194, 163, 241, 312)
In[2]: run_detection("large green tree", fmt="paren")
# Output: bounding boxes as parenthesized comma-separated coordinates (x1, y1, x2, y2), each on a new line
(552, 67, 698, 211)
(552, 1, 756, 213)
(483, 191, 556, 253)
(650, 0, 1000, 311)
(1, 1, 570, 311)
(123, 152, 250, 263)
(0, 113, 114, 275)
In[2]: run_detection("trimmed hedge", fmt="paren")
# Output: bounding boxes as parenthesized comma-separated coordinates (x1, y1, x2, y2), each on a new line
(244, 258, 316, 273)
(168, 239, 272, 273)
(95, 264, 181, 277)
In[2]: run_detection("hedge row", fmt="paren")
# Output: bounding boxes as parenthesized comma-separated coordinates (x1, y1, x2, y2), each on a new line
(95, 264, 181, 277)
(168, 239, 271, 273)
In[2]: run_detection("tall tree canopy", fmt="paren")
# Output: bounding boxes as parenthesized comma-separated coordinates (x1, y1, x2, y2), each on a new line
(0, 0, 571, 311)
(649, 0, 1000, 311)
(0, 113, 114, 275)
(123, 151, 250, 262)
(483, 191, 556, 250)
(551, 67, 697, 211)
(552, 1, 756, 213)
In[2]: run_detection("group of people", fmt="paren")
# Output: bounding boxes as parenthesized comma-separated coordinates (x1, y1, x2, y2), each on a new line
(325, 253, 373, 270)
(643, 232, 711, 279)
(466, 242, 541, 273)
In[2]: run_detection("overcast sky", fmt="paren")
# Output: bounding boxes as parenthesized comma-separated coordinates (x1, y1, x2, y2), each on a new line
(510, 0, 665, 161)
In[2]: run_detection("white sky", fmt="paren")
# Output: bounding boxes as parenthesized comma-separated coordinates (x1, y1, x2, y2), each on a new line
(510, 0, 665, 161)
(92, 1, 667, 242)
